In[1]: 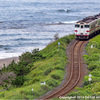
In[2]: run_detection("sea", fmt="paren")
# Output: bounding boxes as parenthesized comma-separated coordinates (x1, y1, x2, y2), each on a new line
(0, 0, 100, 59)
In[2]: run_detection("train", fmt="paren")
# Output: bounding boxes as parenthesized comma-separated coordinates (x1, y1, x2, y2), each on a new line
(75, 13, 100, 40)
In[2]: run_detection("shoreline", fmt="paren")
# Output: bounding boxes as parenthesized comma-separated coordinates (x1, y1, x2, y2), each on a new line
(0, 57, 19, 69)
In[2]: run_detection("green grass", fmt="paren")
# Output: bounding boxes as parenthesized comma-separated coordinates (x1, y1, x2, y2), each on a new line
(0, 34, 75, 99)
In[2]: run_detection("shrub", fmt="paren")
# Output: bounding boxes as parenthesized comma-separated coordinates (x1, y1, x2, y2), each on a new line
(83, 80, 89, 86)
(32, 91, 40, 97)
(19, 52, 33, 64)
(12, 76, 25, 87)
(91, 70, 100, 77)
(3, 80, 9, 83)
(55, 65, 64, 70)
(54, 33, 59, 41)
(12, 61, 30, 76)
(32, 77, 40, 83)
(67, 92, 79, 96)
(88, 64, 97, 71)
(44, 68, 53, 75)
(51, 74, 61, 80)
(32, 48, 39, 54)
(0, 93, 5, 97)
(39, 85, 49, 93)
(46, 79, 58, 87)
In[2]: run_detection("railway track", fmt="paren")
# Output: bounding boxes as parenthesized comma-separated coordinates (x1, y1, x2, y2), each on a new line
(38, 40, 88, 100)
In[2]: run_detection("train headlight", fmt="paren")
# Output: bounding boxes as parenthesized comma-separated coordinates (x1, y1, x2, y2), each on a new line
(86, 30, 90, 32)
(75, 30, 78, 32)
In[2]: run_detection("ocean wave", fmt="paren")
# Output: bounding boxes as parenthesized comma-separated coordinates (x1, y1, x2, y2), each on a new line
(0, 52, 21, 59)
(0, 33, 21, 37)
(57, 9, 71, 13)
(18, 42, 46, 47)
(61, 21, 77, 24)
(45, 21, 76, 25)
(35, 11, 48, 15)
(0, 45, 5, 48)
(14, 38, 31, 41)
(0, 22, 3, 23)
(0, 45, 11, 51)
(0, 44, 9, 48)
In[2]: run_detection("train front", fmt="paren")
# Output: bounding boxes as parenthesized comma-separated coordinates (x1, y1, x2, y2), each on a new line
(75, 22, 90, 40)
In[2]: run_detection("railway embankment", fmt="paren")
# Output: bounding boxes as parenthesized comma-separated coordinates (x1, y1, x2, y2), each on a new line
(0, 34, 75, 99)
(66, 35, 100, 98)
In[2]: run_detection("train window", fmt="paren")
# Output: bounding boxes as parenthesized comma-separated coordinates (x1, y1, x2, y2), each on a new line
(81, 25, 83, 28)
(75, 24, 80, 28)
(85, 25, 90, 28)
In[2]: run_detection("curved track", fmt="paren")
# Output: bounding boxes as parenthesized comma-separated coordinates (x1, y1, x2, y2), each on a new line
(39, 40, 88, 100)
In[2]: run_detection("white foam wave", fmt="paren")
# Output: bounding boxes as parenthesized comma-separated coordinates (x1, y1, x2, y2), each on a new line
(0, 53, 21, 59)
(0, 45, 46, 59)
(46, 21, 77, 25)
(61, 21, 77, 24)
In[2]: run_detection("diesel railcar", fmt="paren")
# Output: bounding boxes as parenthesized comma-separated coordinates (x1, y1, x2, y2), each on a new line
(75, 13, 100, 40)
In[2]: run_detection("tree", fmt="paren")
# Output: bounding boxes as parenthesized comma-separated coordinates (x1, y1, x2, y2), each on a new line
(19, 52, 33, 64)
(54, 33, 59, 41)
(12, 76, 25, 87)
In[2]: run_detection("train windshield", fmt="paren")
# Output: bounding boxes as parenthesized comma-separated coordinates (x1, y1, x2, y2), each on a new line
(81, 25, 83, 28)
(85, 25, 89, 28)
(75, 24, 80, 28)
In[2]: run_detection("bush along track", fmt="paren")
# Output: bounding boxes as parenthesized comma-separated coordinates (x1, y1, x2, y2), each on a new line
(0, 34, 75, 99)
(61, 35, 100, 100)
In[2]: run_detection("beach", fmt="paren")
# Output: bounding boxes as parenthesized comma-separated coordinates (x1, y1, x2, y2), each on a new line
(0, 57, 19, 69)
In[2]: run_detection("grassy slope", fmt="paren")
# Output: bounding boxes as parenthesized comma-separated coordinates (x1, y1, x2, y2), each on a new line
(0, 34, 75, 99)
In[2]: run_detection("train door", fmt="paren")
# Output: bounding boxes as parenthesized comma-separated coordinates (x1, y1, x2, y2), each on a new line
(80, 24, 85, 35)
